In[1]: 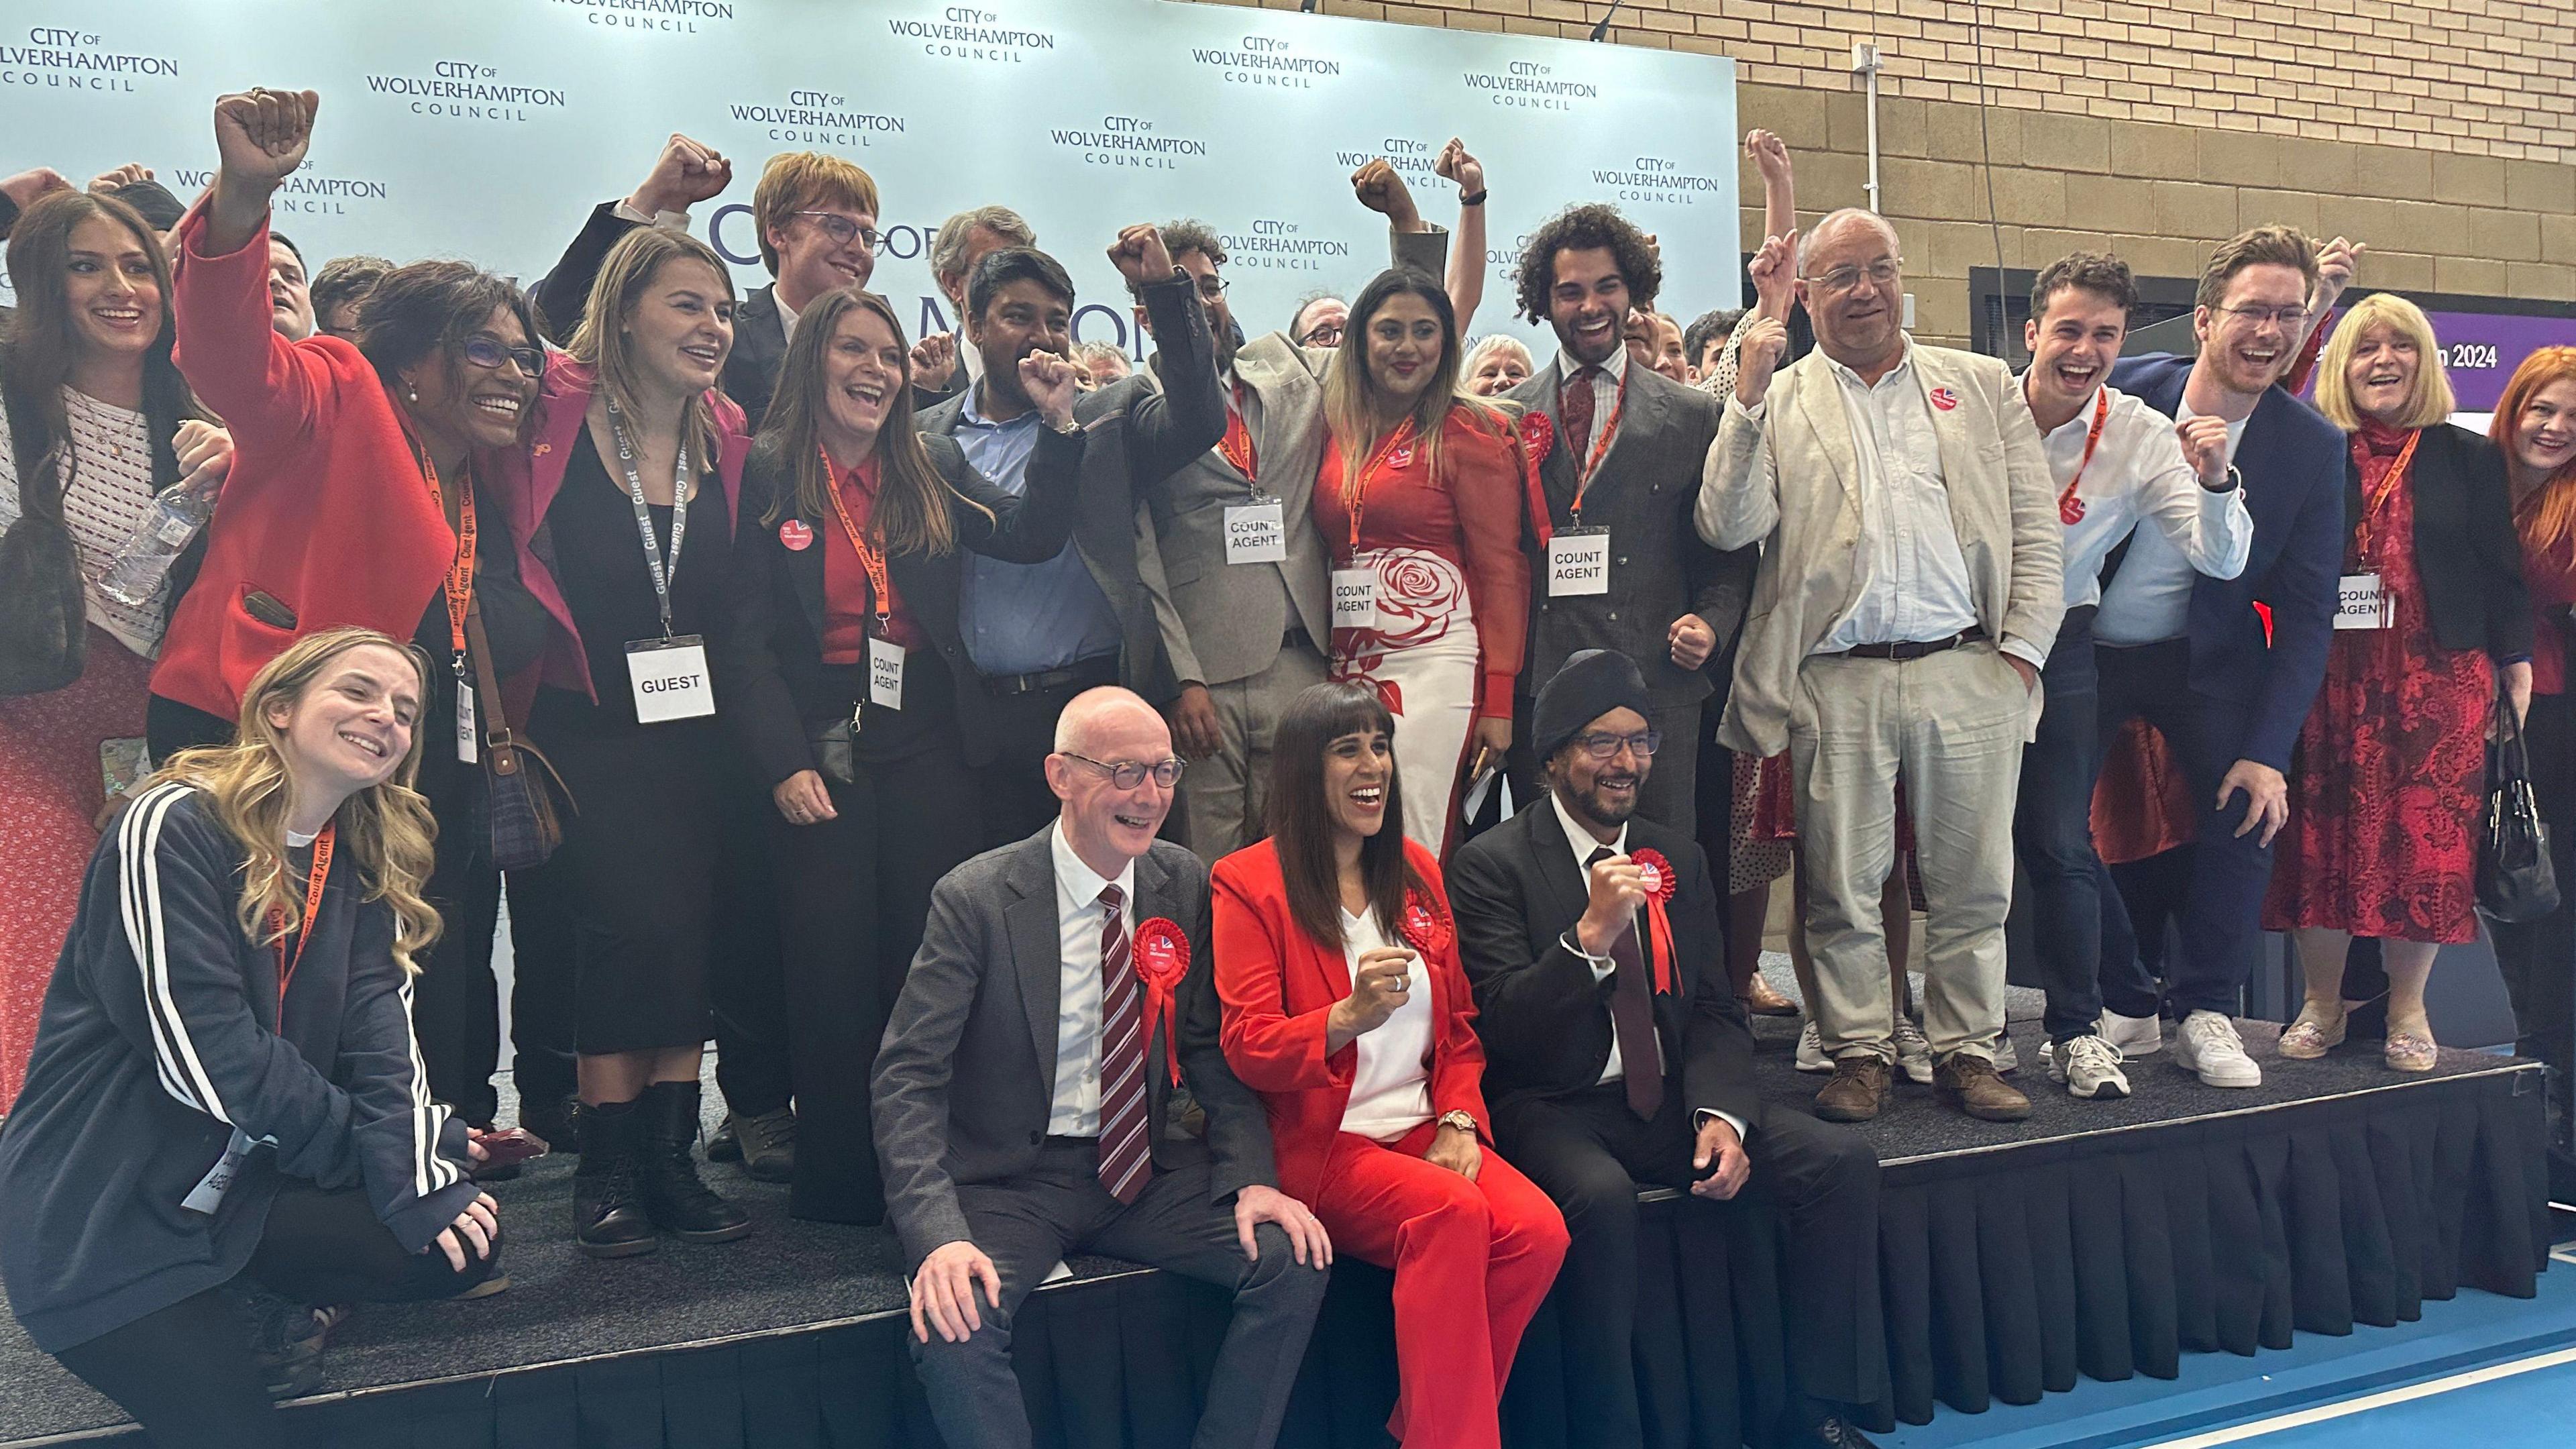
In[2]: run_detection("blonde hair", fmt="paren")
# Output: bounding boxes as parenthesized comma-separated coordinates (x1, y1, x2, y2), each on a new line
(2314, 293, 2457, 433)
(750, 152, 880, 275)
(2499, 346, 2576, 555)
(148, 629, 443, 973)
(566, 226, 733, 476)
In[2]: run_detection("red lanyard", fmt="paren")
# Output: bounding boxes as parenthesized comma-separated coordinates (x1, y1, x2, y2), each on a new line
(1218, 383, 1258, 484)
(2355, 429, 2423, 568)
(1338, 418, 1420, 553)
(267, 823, 335, 1034)
(822, 447, 896, 636)
(1568, 366, 1629, 523)
(2056, 388, 2111, 527)
(416, 452, 477, 676)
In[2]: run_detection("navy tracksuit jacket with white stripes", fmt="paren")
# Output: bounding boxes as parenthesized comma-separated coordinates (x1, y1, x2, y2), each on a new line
(0, 783, 478, 1353)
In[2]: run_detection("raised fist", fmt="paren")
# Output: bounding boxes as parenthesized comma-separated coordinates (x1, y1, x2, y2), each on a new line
(631, 133, 732, 214)
(1733, 315, 1791, 407)
(213, 87, 320, 192)
(1107, 223, 1175, 287)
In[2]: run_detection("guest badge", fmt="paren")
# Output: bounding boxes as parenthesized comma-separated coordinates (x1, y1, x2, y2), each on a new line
(627, 635, 715, 722)
(454, 682, 478, 765)
(868, 636, 906, 709)
(2334, 573, 2393, 631)
(1332, 567, 1379, 631)
(1548, 527, 1611, 597)
(1224, 497, 1287, 564)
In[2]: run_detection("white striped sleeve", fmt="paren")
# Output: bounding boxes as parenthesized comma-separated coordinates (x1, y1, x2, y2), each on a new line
(117, 782, 233, 1125)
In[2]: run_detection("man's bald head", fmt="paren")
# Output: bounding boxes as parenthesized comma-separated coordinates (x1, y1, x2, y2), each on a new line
(1796, 207, 1901, 276)
(1054, 686, 1169, 756)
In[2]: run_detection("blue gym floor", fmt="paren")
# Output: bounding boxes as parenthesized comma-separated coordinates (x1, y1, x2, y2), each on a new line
(1879, 1229, 2576, 1448)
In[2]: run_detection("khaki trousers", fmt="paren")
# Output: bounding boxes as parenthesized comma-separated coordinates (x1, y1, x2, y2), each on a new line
(1176, 643, 1332, 862)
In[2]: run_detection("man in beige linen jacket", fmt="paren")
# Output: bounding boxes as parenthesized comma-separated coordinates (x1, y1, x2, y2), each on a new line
(1697, 209, 2063, 1126)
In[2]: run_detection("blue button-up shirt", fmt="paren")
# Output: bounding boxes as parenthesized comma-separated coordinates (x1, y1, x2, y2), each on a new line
(955, 382, 1121, 676)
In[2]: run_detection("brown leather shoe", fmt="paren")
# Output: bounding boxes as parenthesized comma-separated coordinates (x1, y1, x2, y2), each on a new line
(1934, 1053, 2032, 1122)
(1814, 1056, 1892, 1122)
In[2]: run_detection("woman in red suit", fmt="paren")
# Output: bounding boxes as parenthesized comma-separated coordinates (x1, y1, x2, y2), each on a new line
(1212, 681, 1567, 1449)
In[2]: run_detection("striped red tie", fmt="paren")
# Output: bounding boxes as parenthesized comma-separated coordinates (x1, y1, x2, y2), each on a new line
(1094, 884, 1151, 1204)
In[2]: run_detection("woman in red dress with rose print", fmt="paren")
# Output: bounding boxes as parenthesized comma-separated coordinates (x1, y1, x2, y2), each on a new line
(1212, 682, 1567, 1449)
(1313, 269, 1530, 858)
(2262, 294, 2532, 1073)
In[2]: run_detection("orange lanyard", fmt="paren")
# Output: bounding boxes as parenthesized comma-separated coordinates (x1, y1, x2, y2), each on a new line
(1339, 418, 1420, 553)
(822, 447, 895, 636)
(2056, 388, 2110, 526)
(416, 452, 477, 676)
(1568, 365, 1629, 523)
(267, 824, 335, 1035)
(2354, 429, 2422, 569)
(1218, 382, 1258, 485)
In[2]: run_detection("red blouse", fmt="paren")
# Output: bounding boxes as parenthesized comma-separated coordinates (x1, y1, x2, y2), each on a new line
(820, 455, 925, 663)
(1310, 405, 1530, 718)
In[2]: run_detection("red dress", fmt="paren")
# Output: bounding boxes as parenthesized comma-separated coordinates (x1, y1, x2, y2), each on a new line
(2263, 424, 2494, 944)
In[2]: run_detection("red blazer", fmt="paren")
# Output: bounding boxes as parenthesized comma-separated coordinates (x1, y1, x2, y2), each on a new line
(158, 209, 510, 721)
(1210, 837, 1490, 1202)
(489, 357, 751, 702)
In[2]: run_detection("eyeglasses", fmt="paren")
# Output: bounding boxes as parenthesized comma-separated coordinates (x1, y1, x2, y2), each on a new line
(461, 335, 544, 377)
(1572, 729, 1662, 761)
(1805, 258, 1902, 295)
(1061, 752, 1187, 790)
(794, 211, 886, 252)
(2211, 303, 2308, 329)
(1191, 276, 1231, 302)
(1301, 323, 1343, 347)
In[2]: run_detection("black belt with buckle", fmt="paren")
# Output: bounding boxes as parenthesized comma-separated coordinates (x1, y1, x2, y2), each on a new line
(1835, 627, 1987, 661)
(986, 655, 1122, 698)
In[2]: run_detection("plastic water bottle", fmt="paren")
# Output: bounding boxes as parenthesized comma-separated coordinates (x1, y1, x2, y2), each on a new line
(97, 486, 211, 608)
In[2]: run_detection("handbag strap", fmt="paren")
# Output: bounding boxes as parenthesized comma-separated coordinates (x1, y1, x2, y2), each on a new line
(1, 382, 68, 520)
(461, 595, 523, 778)
(2493, 677, 2534, 786)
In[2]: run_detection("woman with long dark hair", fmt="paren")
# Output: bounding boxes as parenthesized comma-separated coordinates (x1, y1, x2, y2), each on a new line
(0, 189, 230, 1109)
(1211, 682, 1566, 1449)
(1314, 268, 1527, 858)
(720, 285, 1083, 1224)
(152, 87, 554, 1133)
(498, 225, 755, 1253)
(0, 628, 501, 1449)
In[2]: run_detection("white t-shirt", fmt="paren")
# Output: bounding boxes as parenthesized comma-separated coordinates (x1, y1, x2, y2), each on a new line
(1337, 906, 1434, 1141)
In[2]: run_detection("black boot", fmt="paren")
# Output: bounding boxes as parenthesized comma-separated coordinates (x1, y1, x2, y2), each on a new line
(639, 1081, 752, 1244)
(574, 1097, 657, 1258)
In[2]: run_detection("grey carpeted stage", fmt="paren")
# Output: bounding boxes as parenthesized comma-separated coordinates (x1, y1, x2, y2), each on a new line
(0, 973, 2552, 1447)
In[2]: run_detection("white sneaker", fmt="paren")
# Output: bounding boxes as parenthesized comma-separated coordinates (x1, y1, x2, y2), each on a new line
(1795, 1021, 1831, 1073)
(2171, 1010, 2262, 1088)
(2101, 1009, 2164, 1058)
(1892, 1018, 1934, 1085)
(2047, 1034, 2132, 1099)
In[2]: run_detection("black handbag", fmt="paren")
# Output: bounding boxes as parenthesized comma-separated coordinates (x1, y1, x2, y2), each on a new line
(464, 598, 576, 871)
(2477, 682, 2559, 924)
(0, 384, 88, 696)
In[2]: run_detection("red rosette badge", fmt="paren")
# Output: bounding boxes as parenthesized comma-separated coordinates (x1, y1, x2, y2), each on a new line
(1516, 410, 1558, 547)
(1132, 918, 1191, 1085)
(1629, 849, 1680, 996)
(1399, 894, 1453, 959)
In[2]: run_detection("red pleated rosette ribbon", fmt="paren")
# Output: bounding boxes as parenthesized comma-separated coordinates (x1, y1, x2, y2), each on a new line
(1517, 409, 1557, 547)
(1132, 917, 1191, 1085)
(1629, 848, 1679, 996)
(1399, 893, 1453, 959)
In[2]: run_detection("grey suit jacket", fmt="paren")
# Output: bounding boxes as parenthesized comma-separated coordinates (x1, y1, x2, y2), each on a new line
(1137, 225, 1452, 690)
(1503, 360, 1756, 710)
(914, 272, 1224, 702)
(871, 828, 1278, 1267)
(1696, 339, 2063, 757)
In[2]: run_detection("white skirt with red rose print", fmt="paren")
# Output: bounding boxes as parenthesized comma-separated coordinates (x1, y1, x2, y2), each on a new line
(1329, 547, 1483, 857)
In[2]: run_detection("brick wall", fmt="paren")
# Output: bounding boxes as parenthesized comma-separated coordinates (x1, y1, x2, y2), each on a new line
(1189, 0, 2576, 347)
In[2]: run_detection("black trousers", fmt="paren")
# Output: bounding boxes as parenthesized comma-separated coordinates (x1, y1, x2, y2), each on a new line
(2491, 693, 2576, 1140)
(971, 657, 1122, 851)
(51, 1179, 500, 1449)
(770, 738, 983, 1224)
(2012, 607, 2105, 1042)
(710, 751, 794, 1116)
(498, 863, 578, 1114)
(1496, 1082, 1885, 1446)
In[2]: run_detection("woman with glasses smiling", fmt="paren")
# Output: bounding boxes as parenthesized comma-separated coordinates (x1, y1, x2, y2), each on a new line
(151, 87, 557, 1132)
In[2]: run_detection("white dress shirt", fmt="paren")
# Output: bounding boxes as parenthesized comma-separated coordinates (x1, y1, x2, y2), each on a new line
(773, 287, 802, 344)
(1046, 824, 1136, 1138)
(1554, 341, 1629, 462)
(2094, 406, 2253, 647)
(1338, 906, 1434, 1140)
(2039, 384, 2252, 609)
(1807, 343, 1998, 659)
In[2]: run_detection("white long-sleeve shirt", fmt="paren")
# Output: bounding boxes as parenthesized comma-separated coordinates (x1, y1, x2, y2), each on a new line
(2039, 383, 2253, 612)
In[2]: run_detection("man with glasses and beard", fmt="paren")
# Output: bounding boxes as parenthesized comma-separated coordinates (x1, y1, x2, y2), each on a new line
(1447, 649, 1885, 1449)
(1700, 207, 2063, 1125)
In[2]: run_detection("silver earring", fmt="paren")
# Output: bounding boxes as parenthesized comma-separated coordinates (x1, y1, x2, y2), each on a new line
(407, 386, 419, 404)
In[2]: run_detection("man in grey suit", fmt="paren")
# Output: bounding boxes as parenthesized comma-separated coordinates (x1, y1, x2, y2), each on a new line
(1501, 203, 1757, 833)
(873, 688, 1331, 1449)
(1134, 167, 1453, 861)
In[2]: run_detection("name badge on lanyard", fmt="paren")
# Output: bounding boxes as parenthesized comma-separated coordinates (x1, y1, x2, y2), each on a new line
(454, 682, 478, 764)
(183, 1128, 262, 1214)
(869, 636, 906, 709)
(1224, 498, 1287, 564)
(1548, 527, 1611, 596)
(629, 636, 715, 720)
(1332, 567, 1380, 631)
(2335, 573, 2394, 630)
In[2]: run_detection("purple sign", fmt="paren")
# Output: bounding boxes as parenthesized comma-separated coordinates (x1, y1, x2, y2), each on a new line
(2303, 308, 2576, 412)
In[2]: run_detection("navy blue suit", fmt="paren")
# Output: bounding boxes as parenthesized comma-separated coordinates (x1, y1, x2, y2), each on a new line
(2094, 354, 2345, 1016)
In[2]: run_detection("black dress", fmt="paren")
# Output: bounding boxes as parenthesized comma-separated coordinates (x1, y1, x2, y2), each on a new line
(529, 431, 735, 1055)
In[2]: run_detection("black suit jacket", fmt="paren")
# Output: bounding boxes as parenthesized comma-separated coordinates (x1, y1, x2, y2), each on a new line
(717, 426, 1088, 786)
(1445, 799, 1758, 1128)
(531, 201, 790, 429)
(912, 272, 1225, 706)
(2341, 421, 2531, 660)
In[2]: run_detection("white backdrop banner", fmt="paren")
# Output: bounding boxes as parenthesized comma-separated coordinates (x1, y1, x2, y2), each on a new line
(2, 0, 1738, 354)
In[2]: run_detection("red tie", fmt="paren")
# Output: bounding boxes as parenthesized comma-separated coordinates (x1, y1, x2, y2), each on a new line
(1559, 365, 1601, 464)
(1094, 884, 1151, 1204)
